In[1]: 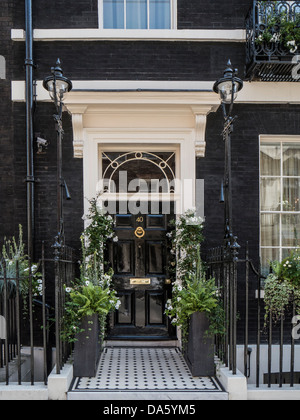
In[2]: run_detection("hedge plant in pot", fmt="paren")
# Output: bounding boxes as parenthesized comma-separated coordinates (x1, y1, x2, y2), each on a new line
(62, 197, 120, 377)
(165, 210, 225, 377)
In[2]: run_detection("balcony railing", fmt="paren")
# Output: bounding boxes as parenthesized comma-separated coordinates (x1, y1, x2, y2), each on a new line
(246, 0, 300, 81)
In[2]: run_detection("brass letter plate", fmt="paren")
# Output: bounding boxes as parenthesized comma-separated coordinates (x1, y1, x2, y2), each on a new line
(130, 278, 151, 285)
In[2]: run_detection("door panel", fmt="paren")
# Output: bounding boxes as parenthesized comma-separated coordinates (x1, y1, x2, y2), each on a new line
(115, 241, 134, 274)
(146, 241, 164, 275)
(107, 201, 176, 340)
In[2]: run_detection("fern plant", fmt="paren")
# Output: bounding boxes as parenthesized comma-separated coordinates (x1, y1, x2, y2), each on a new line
(165, 247, 225, 341)
(61, 196, 120, 344)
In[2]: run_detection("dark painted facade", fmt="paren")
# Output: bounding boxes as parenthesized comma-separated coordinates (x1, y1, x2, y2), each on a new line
(1, 1, 299, 342)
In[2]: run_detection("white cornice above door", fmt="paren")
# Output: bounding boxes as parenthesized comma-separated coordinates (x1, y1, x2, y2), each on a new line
(62, 91, 219, 159)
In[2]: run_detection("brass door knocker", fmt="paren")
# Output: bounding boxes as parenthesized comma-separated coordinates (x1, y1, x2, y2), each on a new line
(135, 226, 145, 239)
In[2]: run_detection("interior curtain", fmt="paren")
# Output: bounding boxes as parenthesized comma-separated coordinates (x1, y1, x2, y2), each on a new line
(104, 0, 171, 29)
(126, 0, 147, 29)
(149, 0, 171, 29)
(261, 142, 300, 264)
(103, 0, 125, 28)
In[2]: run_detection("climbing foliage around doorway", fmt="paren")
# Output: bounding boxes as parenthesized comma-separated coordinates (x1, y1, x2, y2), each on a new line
(61, 196, 121, 344)
(165, 210, 225, 341)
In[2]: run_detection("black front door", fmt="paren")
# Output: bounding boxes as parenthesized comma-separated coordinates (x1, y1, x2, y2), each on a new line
(107, 202, 176, 340)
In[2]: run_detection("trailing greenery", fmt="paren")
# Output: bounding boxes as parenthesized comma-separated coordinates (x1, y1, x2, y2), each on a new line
(264, 250, 300, 325)
(167, 209, 204, 282)
(62, 196, 120, 344)
(165, 210, 225, 342)
(256, 5, 300, 53)
(83, 197, 116, 263)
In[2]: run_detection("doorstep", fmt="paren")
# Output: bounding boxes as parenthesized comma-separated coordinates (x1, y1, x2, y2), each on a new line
(68, 347, 228, 400)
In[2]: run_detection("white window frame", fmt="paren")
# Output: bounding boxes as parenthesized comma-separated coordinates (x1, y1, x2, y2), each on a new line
(98, 0, 177, 30)
(260, 135, 300, 269)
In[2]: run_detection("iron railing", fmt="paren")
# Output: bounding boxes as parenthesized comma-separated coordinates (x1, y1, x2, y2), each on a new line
(207, 243, 300, 387)
(0, 242, 77, 385)
(0, 243, 48, 385)
(53, 243, 77, 374)
(245, 0, 300, 81)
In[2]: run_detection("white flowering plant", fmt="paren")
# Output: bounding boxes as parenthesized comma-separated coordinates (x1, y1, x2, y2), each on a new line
(255, 9, 300, 54)
(165, 211, 225, 341)
(61, 196, 120, 343)
(167, 209, 205, 282)
(0, 225, 42, 300)
(264, 249, 300, 325)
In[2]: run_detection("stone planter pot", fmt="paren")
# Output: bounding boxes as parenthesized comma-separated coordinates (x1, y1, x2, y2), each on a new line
(73, 314, 102, 378)
(184, 312, 215, 377)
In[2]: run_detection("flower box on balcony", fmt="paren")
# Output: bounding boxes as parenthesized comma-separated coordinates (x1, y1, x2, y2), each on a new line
(246, 0, 300, 81)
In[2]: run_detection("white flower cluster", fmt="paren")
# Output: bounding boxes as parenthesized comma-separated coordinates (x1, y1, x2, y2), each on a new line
(283, 260, 292, 268)
(287, 40, 298, 53)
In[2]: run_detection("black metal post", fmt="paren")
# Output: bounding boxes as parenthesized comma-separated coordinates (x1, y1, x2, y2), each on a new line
(215, 62, 243, 376)
(54, 110, 64, 241)
(43, 60, 72, 375)
(25, 0, 35, 260)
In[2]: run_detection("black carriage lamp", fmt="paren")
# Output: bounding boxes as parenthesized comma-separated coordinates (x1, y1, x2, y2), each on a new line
(43, 59, 72, 246)
(213, 59, 243, 117)
(213, 60, 243, 260)
(43, 58, 72, 111)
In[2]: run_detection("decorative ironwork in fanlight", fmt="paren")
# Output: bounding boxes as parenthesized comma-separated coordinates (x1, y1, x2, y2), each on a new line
(101, 151, 176, 194)
(246, 0, 300, 81)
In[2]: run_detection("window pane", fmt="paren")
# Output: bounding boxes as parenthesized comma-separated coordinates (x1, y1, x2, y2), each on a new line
(260, 144, 281, 176)
(261, 213, 280, 247)
(283, 178, 300, 212)
(282, 214, 300, 247)
(283, 143, 300, 176)
(150, 0, 171, 29)
(261, 248, 280, 275)
(126, 0, 147, 29)
(102, 151, 175, 193)
(103, 0, 124, 28)
(260, 178, 281, 211)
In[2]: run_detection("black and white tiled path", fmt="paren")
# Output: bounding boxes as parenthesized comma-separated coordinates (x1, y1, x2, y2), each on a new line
(72, 347, 222, 392)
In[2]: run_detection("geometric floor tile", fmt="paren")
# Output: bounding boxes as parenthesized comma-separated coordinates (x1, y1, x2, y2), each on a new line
(73, 347, 222, 392)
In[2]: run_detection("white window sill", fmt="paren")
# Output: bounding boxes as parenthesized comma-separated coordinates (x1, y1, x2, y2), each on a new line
(11, 28, 246, 42)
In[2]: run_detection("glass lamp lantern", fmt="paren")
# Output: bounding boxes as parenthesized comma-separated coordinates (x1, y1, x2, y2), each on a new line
(213, 60, 243, 105)
(43, 59, 72, 106)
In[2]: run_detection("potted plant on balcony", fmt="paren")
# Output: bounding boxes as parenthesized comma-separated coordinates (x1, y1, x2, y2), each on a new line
(62, 196, 120, 377)
(165, 210, 225, 377)
(264, 249, 300, 326)
(255, 7, 300, 55)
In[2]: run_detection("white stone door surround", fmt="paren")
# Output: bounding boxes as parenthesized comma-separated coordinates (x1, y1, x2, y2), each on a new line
(64, 90, 219, 216)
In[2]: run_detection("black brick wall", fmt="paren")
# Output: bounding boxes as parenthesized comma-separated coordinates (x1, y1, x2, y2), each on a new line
(11, 41, 247, 81)
(12, 0, 253, 30)
(177, 0, 252, 29)
(2, 0, 300, 344)
(200, 104, 300, 342)
(0, 1, 20, 240)
(200, 103, 300, 258)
